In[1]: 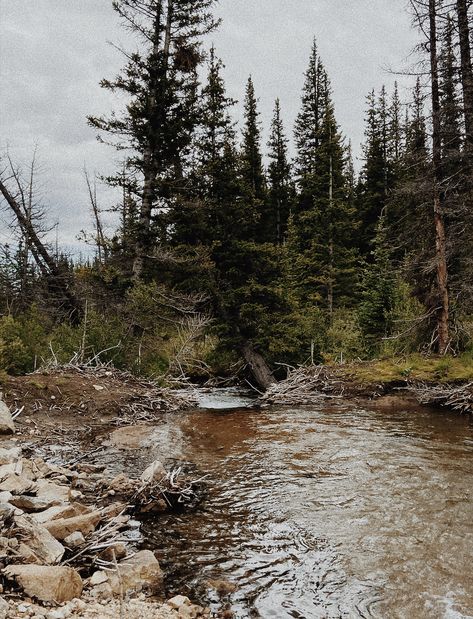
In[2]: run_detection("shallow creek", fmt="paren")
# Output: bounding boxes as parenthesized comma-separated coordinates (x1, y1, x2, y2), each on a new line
(103, 391, 473, 618)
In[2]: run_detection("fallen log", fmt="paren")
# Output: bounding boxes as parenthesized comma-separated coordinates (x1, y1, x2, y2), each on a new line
(240, 341, 276, 391)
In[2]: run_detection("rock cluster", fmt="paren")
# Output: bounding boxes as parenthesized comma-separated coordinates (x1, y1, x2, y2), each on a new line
(1, 594, 209, 619)
(0, 394, 208, 618)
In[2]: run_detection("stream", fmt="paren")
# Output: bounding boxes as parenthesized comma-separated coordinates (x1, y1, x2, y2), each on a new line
(107, 392, 473, 618)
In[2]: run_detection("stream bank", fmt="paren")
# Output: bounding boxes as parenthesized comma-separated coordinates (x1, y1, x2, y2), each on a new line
(0, 366, 472, 618)
(0, 368, 209, 619)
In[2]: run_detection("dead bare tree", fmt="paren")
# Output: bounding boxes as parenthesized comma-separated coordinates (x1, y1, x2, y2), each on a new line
(410, 0, 451, 354)
(83, 169, 108, 265)
(0, 154, 83, 324)
(456, 0, 473, 148)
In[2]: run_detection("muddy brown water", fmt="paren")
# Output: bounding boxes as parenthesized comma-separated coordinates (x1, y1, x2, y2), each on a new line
(100, 395, 473, 618)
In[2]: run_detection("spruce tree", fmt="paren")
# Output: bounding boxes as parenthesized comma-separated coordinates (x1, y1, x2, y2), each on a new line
(170, 46, 242, 245)
(389, 82, 404, 169)
(389, 79, 432, 293)
(267, 99, 294, 244)
(294, 40, 328, 191)
(290, 44, 358, 313)
(358, 214, 396, 354)
(439, 16, 462, 174)
(356, 89, 390, 260)
(240, 77, 268, 240)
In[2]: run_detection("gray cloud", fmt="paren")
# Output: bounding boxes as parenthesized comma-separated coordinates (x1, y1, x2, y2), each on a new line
(0, 0, 418, 251)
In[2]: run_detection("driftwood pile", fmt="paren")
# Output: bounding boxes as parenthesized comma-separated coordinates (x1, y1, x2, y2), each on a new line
(411, 381, 473, 414)
(260, 365, 346, 406)
(260, 363, 473, 415)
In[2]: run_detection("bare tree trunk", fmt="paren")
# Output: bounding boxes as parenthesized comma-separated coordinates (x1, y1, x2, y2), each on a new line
(19, 152, 36, 305)
(0, 179, 82, 324)
(241, 341, 276, 391)
(327, 124, 334, 320)
(429, 0, 450, 354)
(84, 170, 106, 265)
(456, 0, 473, 149)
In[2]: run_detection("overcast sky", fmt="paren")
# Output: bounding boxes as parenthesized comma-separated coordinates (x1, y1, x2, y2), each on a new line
(0, 0, 419, 251)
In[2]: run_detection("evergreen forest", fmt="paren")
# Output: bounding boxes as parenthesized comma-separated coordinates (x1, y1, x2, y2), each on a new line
(2, 0, 473, 390)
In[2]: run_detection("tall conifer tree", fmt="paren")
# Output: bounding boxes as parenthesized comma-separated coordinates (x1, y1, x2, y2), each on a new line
(88, 0, 218, 280)
(267, 99, 294, 244)
(290, 43, 357, 313)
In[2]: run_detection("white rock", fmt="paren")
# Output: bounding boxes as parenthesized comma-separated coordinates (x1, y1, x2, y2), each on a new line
(0, 463, 16, 480)
(89, 570, 108, 586)
(14, 514, 65, 564)
(0, 400, 14, 435)
(140, 460, 166, 485)
(68, 490, 83, 501)
(32, 503, 88, 525)
(0, 503, 14, 522)
(0, 446, 21, 465)
(64, 531, 85, 548)
(17, 603, 30, 612)
(167, 595, 192, 610)
(0, 473, 36, 495)
(47, 607, 71, 619)
(35, 479, 70, 504)
(0, 596, 8, 619)
(69, 598, 86, 612)
(89, 581, 113, 602)
(107, 550, 163, 596)
(44, 510, 102, 541)
(10, 495, 57, 512)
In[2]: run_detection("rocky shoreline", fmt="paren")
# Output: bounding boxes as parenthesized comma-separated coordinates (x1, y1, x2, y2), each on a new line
(0, 370, 210, 619)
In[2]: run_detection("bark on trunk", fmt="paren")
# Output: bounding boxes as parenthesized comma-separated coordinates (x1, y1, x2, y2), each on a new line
(241, 341, 276, 391)
(456, 0, 473, 149)
(132, 0, 169, 281)
(327, 123, 334, 320)
(429, 0, 450, 354)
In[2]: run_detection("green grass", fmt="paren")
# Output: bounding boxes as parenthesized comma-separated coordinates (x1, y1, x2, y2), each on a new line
(338, 354, 473, 384)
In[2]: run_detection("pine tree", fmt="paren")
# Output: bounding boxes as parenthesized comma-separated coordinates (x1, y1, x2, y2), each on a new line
(170, 46, 242, 245)
(455, 0, 473, 150)
(389, 78, 434, 309)
(267, 99, 294, 244)
(88, 0, 218, 280)
(439, 16, 462, 173)
(358, 214, 396, 354)
(294, 40, 328, 189)
(389, 82, 403, 167)
(240, 76, 268, 240)
(356, 90, 387, 259)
